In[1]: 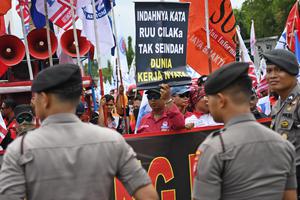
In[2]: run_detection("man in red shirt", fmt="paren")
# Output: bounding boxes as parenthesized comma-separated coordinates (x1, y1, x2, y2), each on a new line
(0, 98, 17, 165)
(137, 84, 185, 133)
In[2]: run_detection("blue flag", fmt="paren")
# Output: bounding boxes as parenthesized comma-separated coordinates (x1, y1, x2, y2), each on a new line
(30, 0, 46, 29)
(295, 31, 300, 64)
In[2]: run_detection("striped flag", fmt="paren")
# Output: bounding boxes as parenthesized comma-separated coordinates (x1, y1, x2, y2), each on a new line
(35, 0, 77, 30)
(16, 0, 30, 34)
(0, 113, 7, 144)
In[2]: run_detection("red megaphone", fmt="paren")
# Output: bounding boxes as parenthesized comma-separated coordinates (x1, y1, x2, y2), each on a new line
(0, 35, 25, 66)
(27, 28, 58, 60)
(60, 29, 91, 57)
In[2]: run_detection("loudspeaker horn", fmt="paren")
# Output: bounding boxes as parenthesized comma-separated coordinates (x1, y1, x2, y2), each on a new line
(60, 29, 91, 57)
(27, 28, 58, 60)
(0, 35, 25, 66)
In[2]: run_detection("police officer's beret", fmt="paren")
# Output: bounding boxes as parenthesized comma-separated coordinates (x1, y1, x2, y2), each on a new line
(145, 88, 161, 95)
(204, 62, 249, 95)
(14, 104, 33, 118)
(32, 64, 82, 93)
(262, 49, 299, 75)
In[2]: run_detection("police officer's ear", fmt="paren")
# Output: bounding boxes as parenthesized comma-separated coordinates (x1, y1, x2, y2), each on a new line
(38, 92, 51, 109)
(215, 92, 227, 109)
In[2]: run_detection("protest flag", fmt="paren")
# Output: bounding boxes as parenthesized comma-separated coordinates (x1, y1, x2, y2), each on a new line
(295, 30, 300, 64)
(0, 112, 7, 144)
(0, 0, 11, 16)
(16, 0, 30, 35)
(35, 0, 76, 30)
(180, 0, 236, 75)
(30, 0, 46, 28)
(285, 1, 300, 52)
(76, 0, 115, 55)
(236, 26, 258, 88)
(250, 20, 256, 56)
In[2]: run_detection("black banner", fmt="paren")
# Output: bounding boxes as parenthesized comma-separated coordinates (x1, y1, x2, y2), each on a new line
(135, 2, 191, 90)
(113, 119, 271, 199)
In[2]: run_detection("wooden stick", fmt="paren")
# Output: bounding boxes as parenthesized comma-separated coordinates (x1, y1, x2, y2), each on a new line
(43, 0, 53, 66)
(19, 0, 33, 80)
(70, 0, 82, 69)
(91, 0, 107, 126)
(110, 0, 129, 134)
(204, 0, 212, 74)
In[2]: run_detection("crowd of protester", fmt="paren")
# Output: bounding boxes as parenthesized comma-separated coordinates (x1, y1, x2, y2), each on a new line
(0, 73, 272, 159)
(0, 74, 272, 142)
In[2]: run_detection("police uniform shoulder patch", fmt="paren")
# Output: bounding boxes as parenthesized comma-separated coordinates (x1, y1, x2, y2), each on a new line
(193, 149, 202, 175)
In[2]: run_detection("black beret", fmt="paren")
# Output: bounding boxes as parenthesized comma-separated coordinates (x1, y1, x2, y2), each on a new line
(204, 62, 249, 95)
(145, 88, 161, 95)
(262, 49, 299, 75)
(32, 64, 82, 93)
(14, 104, 33, 118)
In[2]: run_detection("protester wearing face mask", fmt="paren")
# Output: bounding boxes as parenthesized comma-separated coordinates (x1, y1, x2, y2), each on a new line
(13, 104, 36, 137)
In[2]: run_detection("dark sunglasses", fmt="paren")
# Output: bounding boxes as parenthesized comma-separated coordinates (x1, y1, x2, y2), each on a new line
(16, 114, 33, 124)
(147, 93, 161, 100)
(179, 92, 190, 98)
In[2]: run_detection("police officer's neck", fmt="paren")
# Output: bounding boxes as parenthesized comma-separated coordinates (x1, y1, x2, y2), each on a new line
(277, 82, 297, 101)
(223, 105, 251, 125)
(44, 103, 76, 118)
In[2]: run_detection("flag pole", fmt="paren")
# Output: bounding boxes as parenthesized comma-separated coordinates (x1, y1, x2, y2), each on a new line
(204, 0, 212, 74)
(19, 0, 33, 80)
(69, 0, 82, 69)
(91, 0, 107, 126)
(43, 0, 53, 66)
(110, 0, 129, 134)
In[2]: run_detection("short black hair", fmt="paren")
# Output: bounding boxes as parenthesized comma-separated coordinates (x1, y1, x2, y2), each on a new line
(222, 76, 252, 105)
(134, 95, 142, 101)
(49, 88, 82, 105)
(104, 94, 114, 102)
(3, 99, 17, 110)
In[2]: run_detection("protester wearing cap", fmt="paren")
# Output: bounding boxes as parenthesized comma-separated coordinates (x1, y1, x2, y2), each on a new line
(137, 84, 185, 133)
(264, 49, 300, 199)
(14, 104, 35, 136)
(193, 62, 297, 200)
(171, 86, 193, 118)
(0, 64, 158, 200)
(185, 86, 221, 128)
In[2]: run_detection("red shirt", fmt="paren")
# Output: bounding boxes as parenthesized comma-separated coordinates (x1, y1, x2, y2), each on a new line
(137, 103, 185, 134)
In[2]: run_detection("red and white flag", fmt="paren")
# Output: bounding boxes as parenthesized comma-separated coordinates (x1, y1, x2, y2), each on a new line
(236, 26, 258, 88)
(16, 0, 30, 34)
(0, 113, 7, 144)
(286, 1, 300, 52)
(35, 0, 77, 30)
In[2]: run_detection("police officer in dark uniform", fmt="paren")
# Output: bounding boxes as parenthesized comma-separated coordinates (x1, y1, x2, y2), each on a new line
(193, 62, 297, 200)
(264, 49, 300, 199)
(0, 64, 159, 200)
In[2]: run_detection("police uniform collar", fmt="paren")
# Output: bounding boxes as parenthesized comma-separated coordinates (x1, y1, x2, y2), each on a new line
(41, 113, 81, 127)
(225, 113, 256, 128)
(280, 83, 300, 106)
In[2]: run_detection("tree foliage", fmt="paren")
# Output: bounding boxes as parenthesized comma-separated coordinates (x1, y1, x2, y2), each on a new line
(126, 36, 135, 68)
(234, 0, 295, 39)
